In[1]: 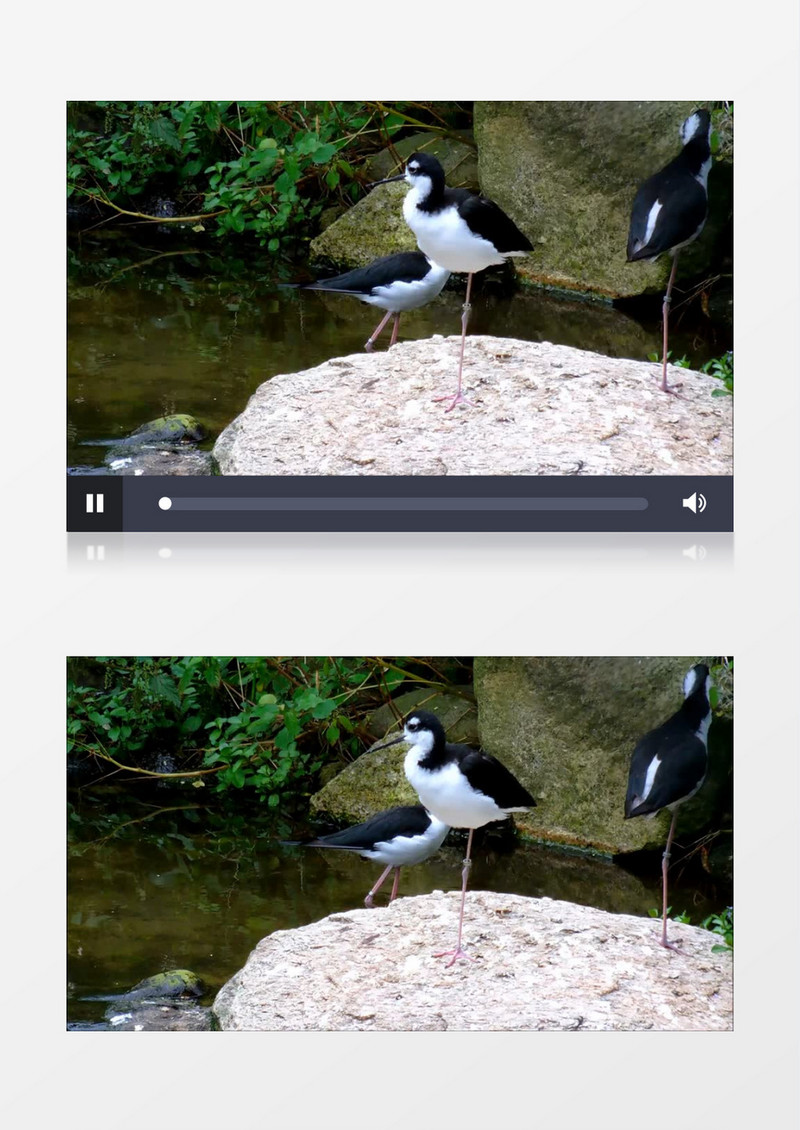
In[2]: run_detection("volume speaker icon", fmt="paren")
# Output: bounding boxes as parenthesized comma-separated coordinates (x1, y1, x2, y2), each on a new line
(682, 492, 707, 514)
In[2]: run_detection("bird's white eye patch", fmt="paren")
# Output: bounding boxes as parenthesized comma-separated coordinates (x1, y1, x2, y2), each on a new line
(683, 667, 700, 696)
(681, 113, 704, 144)
(407, 164, 419, 174)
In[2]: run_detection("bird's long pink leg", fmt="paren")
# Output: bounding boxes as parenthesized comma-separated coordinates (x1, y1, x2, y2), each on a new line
(364, 864, 393, 907)
(435, 828, 477, 966)
(660, 253, 681, 394)
(389, 313, 400, 347)
(659, 810, 684, 952)
(365, 311, 393, 352)
(434, 273, 477, 411)
(389, 867, 401, 902)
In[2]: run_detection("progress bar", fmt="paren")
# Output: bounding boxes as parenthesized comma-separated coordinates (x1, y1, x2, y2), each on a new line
(159, 496, 649, 512)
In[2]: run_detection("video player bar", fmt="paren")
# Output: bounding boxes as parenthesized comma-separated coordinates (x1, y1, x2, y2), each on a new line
(67, 475, 732, 533)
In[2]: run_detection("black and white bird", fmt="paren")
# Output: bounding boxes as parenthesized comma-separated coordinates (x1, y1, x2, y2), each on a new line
(297, 251, 450, 352)
(371, 153, 532, 411)
(288, 804, 449, 907)
(373, 710, 535, 965)
(625, 663, 712, 950)
(627, 109, 713, 393)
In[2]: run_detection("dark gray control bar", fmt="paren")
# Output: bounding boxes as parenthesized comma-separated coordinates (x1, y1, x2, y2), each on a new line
(66, 474, 733, 532)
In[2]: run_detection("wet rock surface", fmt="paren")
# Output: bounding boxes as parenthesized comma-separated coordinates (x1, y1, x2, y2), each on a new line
(213, 891, 732, 1031)
(213, 336, 732, 477)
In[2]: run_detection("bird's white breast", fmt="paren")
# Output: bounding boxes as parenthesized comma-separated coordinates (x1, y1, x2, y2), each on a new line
(403, 191, 507, 274)
(404, 745, 509, 828)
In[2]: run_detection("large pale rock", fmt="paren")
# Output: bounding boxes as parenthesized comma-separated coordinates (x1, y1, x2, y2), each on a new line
(213, 891, 732, 1031)
(474, 101, 731, 297)
(474, 657, 731, 853)
(213, 337, 732, 476)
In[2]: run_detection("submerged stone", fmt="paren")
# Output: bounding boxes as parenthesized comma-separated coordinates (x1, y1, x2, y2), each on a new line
(123, 969, 204, 1000)
(116, 414, 206, 445)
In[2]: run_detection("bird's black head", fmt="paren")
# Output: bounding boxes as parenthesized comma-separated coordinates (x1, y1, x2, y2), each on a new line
(681, 109, 711, 147)
(370, 708, 445, 754)
(405, 152, 445, 181)
(367, 151, 446, 193)
(403, 709, 445, 739)
(683, 662, 711, 699)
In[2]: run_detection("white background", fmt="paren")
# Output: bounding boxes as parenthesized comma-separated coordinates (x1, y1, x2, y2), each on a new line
(4, 3, 800, 1127)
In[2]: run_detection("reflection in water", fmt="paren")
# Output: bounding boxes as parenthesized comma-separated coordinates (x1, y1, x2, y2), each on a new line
(67, 243, 729, 470)
(67, 807, 729, 1025)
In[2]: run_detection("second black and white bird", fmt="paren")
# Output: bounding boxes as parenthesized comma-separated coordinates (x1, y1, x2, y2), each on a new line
(627, 109, 713, 393)
(625, 662, 712, 950)
(298, 251, 450, 352)
(290, 804, 449, 907)
(373, 709, 535, 965)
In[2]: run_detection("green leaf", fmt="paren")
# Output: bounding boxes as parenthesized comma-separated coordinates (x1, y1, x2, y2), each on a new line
(150, 117, 181, 150)
(312, 143, 336, 165)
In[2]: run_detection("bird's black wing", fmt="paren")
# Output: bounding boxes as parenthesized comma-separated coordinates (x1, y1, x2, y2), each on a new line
(627, 166, 707, 261)
(625, 726, 708, 817)
(300, 805, 432, 850)
(456, 745, 536, 809)
(454, 191, 533, 255)
(302, 251, 433, 295)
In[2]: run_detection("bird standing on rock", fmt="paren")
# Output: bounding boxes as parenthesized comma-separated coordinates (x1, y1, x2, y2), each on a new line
(373, 709, 535, 966)
(625, 663, 712, 951)
(371, 152, 532, 411)
(627, 109, 713, 394)
(296, 251, 450, 352)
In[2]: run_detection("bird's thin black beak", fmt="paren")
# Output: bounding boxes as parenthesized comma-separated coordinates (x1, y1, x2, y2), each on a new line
(371, 732, 406, 751)
(367, 173, 405, 189)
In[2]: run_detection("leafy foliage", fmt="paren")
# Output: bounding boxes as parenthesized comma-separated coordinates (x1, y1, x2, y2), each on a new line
(67, 101, 460, 250)
(647, 350, 733, 397)
(648, 906, 692, 924)
(707, 656, 733, 715)
(647, 904, 733, 952)
(701, 905, 733, 952)
(68, 656, 470, 805)
(701, 350, 733, 397)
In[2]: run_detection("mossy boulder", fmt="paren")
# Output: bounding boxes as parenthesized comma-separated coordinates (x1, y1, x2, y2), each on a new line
(120, 969, 204, 1001)
(115, 414, 205, 445)
(310, 739, 418, 825)
(366, 689, 477, 744)
(474, 657, 730, 854)
(474, 101, 730, 298)
(365, 132, 478, 190)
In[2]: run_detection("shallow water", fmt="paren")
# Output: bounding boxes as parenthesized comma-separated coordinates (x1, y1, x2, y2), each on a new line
(67, 239, 730, 470)
(67, 801, 730, 1026)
